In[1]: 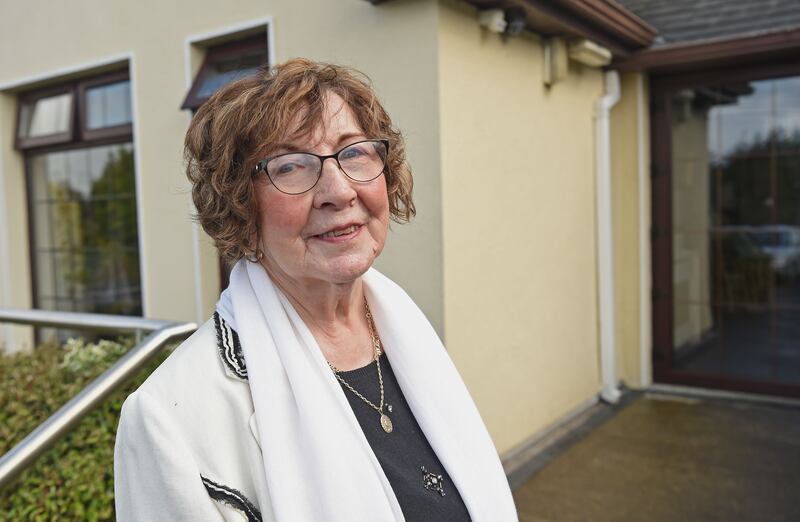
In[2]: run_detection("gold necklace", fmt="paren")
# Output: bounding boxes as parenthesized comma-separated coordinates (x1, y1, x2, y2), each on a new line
(328, 301, 393, 433)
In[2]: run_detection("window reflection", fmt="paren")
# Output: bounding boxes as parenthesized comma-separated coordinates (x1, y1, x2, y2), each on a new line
(708, 77, 800, 161)
(18, 92, 72, 138)
(196, 54, 262, 99)
(30, 143, 142, 341)
(86, 81, 132, 129)
(670, 74, 800, 385)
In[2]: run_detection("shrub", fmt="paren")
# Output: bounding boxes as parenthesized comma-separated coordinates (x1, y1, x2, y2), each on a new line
(0, 338, 170, 521)
(60, 338, 130, 377)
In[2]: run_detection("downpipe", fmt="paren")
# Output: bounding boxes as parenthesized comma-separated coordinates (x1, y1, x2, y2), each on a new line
(595, 70, 622, 404)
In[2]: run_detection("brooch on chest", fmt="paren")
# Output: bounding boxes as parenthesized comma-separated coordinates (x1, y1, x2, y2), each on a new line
(421, 466, 446, 497)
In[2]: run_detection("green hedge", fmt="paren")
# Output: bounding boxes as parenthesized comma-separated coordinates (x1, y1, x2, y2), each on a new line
(0, 338, 169, 521)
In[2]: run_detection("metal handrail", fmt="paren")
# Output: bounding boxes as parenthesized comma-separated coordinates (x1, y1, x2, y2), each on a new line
(0, 308, 197, 490)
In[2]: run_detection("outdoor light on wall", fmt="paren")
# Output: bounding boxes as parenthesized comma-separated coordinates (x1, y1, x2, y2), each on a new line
(478, 8, 527, 36)
(478, 9, 507, 34)
(568, 39, 612, 67)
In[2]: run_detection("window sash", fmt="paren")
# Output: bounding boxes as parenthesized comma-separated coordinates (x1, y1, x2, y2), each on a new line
(77, 70, 133, 141)
(15, 85, 76, 149)
(15, 70, 132, 150)
(181, 34, 268, 111)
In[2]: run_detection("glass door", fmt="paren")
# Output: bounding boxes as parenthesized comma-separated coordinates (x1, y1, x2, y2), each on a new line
(653, 70, 800, 396)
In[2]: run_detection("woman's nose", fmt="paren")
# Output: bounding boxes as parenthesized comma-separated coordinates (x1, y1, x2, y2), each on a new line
(314, 157, 357, 207)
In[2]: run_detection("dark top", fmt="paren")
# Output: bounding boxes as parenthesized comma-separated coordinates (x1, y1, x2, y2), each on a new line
(336, 353, 472, 521)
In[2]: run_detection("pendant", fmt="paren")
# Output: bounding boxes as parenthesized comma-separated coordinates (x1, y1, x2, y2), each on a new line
(380, 413, 393, 433)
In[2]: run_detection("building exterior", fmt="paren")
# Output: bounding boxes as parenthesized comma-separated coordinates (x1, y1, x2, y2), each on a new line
(1, 0, 798, 463)
(615, 0, 800, 398)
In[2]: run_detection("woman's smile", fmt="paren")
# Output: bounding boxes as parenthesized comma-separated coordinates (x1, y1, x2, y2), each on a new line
(311, 223, 363, 242)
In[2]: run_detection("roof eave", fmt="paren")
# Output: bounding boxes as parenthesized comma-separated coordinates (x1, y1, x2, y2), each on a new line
(614, 26, 800, 74)
(530, 0, 657, 48)
(365, 0, 657, 57)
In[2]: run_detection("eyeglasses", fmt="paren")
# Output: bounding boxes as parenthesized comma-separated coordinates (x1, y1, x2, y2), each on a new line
(253, 139, 389, 195)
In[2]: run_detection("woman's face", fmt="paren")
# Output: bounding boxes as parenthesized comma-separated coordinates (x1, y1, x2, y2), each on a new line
(253, 92, 390, 288)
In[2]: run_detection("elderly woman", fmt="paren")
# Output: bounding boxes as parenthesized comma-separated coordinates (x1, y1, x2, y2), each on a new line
(114, 58, 516, 521)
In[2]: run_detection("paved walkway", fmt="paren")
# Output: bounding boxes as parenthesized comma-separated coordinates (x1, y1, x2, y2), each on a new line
(512, 391, 800, 521)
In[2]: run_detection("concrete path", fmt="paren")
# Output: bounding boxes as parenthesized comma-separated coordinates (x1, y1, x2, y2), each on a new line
(513, 392, 800, 521)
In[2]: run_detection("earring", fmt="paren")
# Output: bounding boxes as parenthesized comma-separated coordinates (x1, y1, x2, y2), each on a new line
(245, 249, 263, 263)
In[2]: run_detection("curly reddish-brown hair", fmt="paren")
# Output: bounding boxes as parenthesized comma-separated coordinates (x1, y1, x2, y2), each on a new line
(184, 58, 415, 262)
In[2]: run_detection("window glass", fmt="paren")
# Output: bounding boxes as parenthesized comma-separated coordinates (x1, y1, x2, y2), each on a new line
(29, 143, 142, 341)
(18, 92, 72, 138)
(707, 77, 800, 162)
(669, 74, 800, 386)
(196, 52, 263, 99)
(86, 80, 132, 129)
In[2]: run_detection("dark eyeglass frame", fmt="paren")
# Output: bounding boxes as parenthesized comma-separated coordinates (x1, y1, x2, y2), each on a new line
(253, 138, 390, 195)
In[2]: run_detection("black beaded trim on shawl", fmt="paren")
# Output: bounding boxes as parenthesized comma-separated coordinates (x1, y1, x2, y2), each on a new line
(213, 311, 248, 381)
(200, 474, 262, 522)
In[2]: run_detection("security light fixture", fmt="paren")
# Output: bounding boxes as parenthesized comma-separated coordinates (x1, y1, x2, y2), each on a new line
(478, 9, 507, 34)
(478, 7, 527, 36)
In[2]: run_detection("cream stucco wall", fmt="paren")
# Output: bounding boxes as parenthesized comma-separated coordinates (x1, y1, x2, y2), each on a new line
(0, 92, 34, 352)
(437, 0, 604, 454)
(610, 72, 650, 386)
(0, 0, 445, 343)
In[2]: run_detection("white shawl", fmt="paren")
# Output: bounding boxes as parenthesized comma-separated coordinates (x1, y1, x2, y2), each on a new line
(216, 260, 517, 521)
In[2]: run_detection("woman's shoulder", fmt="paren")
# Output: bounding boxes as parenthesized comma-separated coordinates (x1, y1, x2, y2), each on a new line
(115, 314, 270, 520)
(115, 314, 269, 522)
(126, 312, 253, 421)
